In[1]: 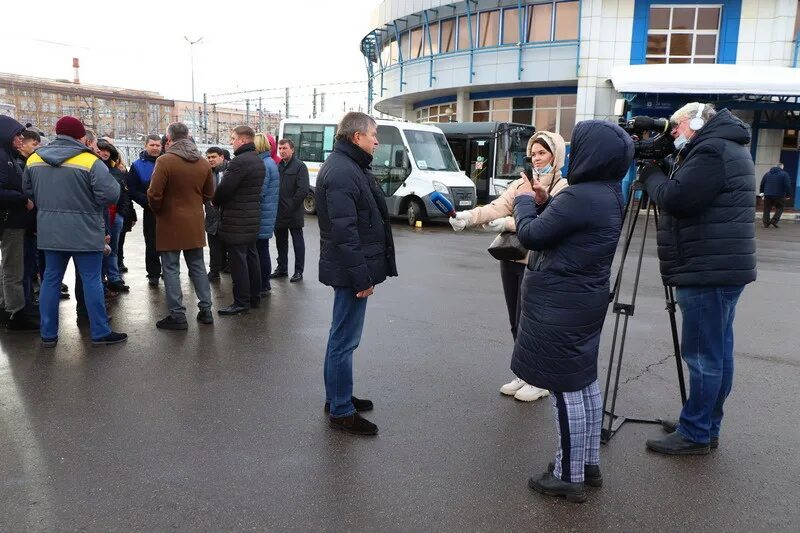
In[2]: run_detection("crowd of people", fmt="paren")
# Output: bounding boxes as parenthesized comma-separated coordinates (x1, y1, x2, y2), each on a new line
(0, 115, 310, 340)
(0, 106, 758, 505)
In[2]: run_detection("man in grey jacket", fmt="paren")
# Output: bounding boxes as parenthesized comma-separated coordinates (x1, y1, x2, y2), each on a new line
(23, 116, 127, 347)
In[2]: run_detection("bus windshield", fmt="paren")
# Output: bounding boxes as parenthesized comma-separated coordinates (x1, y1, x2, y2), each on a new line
(403, 129, 460, 172)
(496, 126, 535, 180)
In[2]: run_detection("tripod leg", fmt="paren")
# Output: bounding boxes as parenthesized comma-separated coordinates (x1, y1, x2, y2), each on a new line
(665, 285, 688, 404)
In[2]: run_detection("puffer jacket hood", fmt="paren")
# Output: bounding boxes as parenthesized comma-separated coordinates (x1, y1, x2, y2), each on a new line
(166, 138, 201, 162)
(527, 130, 566, 171)
(567, 120, 634, 185)
(0, 116, 24, 148)
(36, 135, 95, 166)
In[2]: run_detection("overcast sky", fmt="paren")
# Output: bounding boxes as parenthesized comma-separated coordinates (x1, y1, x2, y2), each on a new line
(1, 0, 379, 118)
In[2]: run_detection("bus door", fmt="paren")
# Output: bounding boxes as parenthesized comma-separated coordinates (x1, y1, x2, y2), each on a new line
(469, 138, 492, 202)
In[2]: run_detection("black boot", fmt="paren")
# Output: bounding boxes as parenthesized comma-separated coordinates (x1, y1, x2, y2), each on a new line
(528, 472, 587, 503)
(548, 462, 603, 488)
(156, 315, 189, 330)
(324, 396, 374, 414)
(329, 412, 378, 436)
(6, 311, 40, 332)
(646, 430, 710, 455)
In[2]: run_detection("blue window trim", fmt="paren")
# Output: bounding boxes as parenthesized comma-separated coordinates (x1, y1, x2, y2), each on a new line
(469, 85, 577, 100)
(376, 1, 580, 69)
(413, 95, 458, 110)
(630, 0, 741, 65)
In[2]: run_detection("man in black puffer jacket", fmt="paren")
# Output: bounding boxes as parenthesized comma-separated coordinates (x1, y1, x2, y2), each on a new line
(213, 126, 265, 315)
(316, 112, 397, 436)
(640, 103, 757, 456)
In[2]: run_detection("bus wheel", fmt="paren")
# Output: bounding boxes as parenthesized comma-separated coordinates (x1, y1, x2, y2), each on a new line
(303, 194, 316, 215)
(407, 199, 426, 227)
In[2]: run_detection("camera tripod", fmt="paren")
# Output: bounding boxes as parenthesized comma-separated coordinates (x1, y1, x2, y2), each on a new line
(600, 178, 687, 444)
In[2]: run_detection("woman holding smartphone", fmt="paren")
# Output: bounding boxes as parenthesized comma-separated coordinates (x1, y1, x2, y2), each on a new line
(449, 131, 567, 402)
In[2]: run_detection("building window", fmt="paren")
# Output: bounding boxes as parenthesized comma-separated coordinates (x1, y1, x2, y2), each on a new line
(554, 1, 579, 40)
(428, 22, 440, 56)
(441, 18, 456, 53)
(471, 94, 576, 141)
(527, 1, 578, 42)
(502, 8, 522, 45)
(646, 5, 721, 64)
(415, 103, 457, 123)
(478, 10, 500, 47)
(409, 27, 424, 59)
(457, 15, 475, 50)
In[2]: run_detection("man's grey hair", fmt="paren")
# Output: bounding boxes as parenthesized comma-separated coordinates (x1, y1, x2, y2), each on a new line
(167, 122, 189, 141)
(84, 129, 97, 143)
(335, 112, 377, 142)
(670, 102, 717, 129)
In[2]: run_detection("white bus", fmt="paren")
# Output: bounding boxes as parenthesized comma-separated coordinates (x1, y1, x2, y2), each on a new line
(279, 118, 476, 226)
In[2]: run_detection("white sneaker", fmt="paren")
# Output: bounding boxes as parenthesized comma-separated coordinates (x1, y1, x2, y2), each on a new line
(500, 377, 527, 396)
(514, 384, 550, 402)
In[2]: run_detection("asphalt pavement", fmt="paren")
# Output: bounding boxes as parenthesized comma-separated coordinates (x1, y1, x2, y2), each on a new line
(1, 213, 798, 532)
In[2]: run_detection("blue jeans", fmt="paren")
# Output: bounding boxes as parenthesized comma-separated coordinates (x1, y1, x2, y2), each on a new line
(676, 285, 745, 444)
(324, 287, 369, 418)
(103, 215, 124, 283)
(41, 251, 111, 342)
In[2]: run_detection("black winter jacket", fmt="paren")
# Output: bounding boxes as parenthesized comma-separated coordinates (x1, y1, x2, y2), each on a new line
(511, 120, 632, 393)
(644, 109, 757, 287)
(760, 166, 792, 198)
(316, 140, 397, 291)
(0, 116, 29, 229)
(276, 156, 310, 229)
(213, 143, 265, 245)
(109, 165, 132, 221)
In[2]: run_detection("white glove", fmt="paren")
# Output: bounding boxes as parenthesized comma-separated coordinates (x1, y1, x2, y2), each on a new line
(449, 211, 471, 232)
(483, 217, 510, 233)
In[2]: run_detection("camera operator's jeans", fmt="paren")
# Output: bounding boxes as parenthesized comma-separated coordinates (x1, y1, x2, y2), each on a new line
(676, 285, 745, 444)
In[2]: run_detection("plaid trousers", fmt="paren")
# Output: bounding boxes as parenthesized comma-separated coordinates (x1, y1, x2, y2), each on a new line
(551, 380, 602, 483)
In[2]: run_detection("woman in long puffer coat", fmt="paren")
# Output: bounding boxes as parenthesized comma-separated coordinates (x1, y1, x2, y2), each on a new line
(254, 133, 281, 294)
(512, 120, 633, 503)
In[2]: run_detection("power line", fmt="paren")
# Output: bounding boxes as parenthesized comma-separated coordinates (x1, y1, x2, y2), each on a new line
(212, 80, 365, 97)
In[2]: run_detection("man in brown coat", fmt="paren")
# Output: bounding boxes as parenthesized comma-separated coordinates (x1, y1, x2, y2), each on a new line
(147, 122, 215, 329)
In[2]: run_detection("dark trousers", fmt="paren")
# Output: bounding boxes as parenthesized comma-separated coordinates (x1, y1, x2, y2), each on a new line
(23, 233, 38, 310)
(499, 260, 526, 340)
(763, 196, 785, 226)
(118, 230, 127, 267)
(142, 206, 161, 279)
(256, 239, 272, 290)
(229, 241, 261, 308)
(275, 227, 305, 274)
(207, 233, 226, 274)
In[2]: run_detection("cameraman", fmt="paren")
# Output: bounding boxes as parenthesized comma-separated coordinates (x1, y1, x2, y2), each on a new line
(639, 103, 756, 455)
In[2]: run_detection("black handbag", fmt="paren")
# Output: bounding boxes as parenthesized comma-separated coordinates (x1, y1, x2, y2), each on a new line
(487, 231, 528, 261)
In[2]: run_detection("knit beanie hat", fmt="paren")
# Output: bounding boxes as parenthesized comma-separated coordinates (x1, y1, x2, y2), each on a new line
(55, 116, 86, 139)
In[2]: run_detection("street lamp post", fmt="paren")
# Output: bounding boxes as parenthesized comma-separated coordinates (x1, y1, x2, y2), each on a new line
(184, 35, 203, 136)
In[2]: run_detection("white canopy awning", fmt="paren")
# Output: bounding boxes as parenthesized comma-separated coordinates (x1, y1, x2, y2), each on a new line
(610, 64, 800, 97)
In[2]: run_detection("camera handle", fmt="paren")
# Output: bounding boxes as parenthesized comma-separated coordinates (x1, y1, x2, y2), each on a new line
(600, 176, 687, 444)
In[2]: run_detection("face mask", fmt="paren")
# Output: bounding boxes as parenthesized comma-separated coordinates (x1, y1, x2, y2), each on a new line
(674, 135, 688, 150)
(534, 164, 553, 175)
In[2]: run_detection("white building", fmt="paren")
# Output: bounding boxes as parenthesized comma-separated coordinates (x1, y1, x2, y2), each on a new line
(361, 0, 800, 206)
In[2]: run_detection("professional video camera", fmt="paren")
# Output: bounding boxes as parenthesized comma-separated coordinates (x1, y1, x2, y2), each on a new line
(614, 100, 675, 163)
